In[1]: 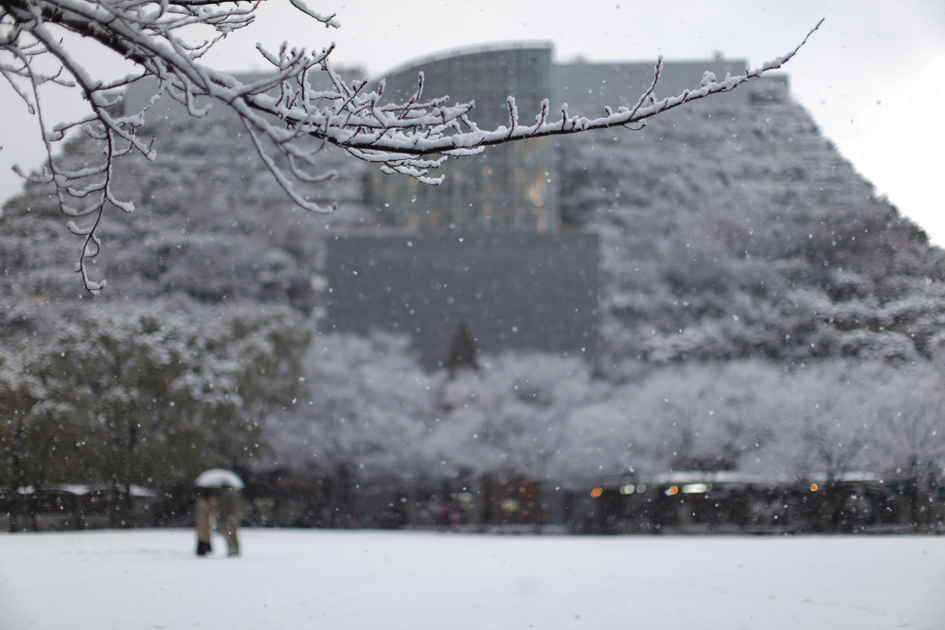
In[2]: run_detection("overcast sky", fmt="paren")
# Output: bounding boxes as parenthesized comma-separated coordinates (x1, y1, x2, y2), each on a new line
(1, 1, 942, 242)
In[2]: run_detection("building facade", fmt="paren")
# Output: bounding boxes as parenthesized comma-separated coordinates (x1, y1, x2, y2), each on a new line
(369, 44, 559, 234)
(325, 232, 599, 370)
(330, 46, 762, 369)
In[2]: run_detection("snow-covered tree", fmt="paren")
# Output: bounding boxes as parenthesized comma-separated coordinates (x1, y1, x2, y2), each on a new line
(0, 1, 820, 291)
(562, 82, 945, 372)
(0, 305, 309, 513)
(433, 352, 598, 484)
(268, 332, 437, 523)
(568, 361, 776, 482)
(867, 364, 945, 529)
(0, 343, 82, 493)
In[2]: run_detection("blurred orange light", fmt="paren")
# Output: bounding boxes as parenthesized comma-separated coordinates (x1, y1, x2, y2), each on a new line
(591, 487, 603, 498)
(668, 486, 679, 496)
(810, 483, 819, 492)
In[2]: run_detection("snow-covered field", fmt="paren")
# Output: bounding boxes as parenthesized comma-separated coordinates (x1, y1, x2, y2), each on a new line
(2, 529, 943, 630)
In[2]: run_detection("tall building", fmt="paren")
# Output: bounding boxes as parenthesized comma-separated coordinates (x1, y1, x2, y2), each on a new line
(328, 46, 763, 369)
(370, 44, 559, 234)
(120, 46, 763, 371)
(331, 44, 601, 369)
(364, 45, 754, 236)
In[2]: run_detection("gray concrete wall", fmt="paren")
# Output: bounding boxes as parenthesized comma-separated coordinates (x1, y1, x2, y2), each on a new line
(325, 232, 599, 370)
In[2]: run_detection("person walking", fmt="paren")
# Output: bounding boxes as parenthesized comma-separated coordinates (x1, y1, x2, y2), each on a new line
(218, 486, 242, 557)
(195, 489, 214, 556)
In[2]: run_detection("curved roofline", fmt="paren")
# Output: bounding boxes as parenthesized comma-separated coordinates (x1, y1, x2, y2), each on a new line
(377, 41, 553, 80)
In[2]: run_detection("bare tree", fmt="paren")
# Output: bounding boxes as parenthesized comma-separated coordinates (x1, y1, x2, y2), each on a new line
(0, 1, 822, 292)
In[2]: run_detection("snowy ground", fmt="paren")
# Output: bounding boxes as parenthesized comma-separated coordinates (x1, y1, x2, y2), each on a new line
(2, 529, 943, 630)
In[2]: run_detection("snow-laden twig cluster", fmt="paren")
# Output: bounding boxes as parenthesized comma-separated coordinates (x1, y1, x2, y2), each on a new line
(0, 1, 821, 293)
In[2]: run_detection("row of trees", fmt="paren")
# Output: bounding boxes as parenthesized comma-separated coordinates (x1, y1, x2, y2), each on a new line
(4, 320, 942, 528)
(0, 305, 309, 507)
(274, 333, 945, 504)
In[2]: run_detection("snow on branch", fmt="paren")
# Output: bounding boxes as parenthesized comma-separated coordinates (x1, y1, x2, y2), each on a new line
(0, 1, 822, 293)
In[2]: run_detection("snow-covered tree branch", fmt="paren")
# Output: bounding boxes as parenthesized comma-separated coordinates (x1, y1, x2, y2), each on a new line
(0, 1, 822, 292)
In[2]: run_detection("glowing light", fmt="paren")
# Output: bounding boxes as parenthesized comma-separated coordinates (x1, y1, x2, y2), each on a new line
(682, 483, 711, 494)
(591, 487, 603, 498)
(500, 499, 520, 512)
(666, 486, 679, 496)
(619, 484, 635, 495)
(636, 484, 647, 493)
(810, 483, 819, 492)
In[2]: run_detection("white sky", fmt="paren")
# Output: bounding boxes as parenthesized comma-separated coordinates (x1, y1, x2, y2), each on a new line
(1, 1, 943, 242)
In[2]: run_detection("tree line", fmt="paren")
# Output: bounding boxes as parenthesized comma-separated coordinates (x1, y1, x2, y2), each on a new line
(0, 305, 309, 511)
